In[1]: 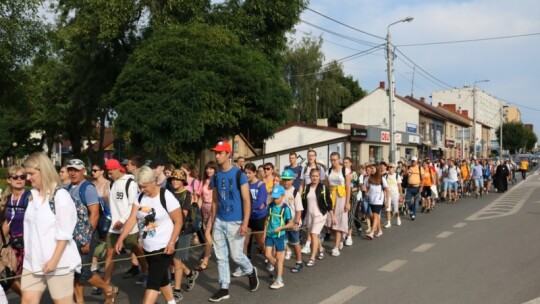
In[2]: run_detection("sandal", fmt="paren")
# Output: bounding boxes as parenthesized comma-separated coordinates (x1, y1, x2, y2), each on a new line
(317, 250, 324, 260)
(306, 259, 315, 267)
(195, 261, 209, 271)
(105, 285, 119, 304)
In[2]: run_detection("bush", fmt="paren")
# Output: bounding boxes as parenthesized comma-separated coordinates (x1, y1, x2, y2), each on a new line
(0, 168, 8, 179)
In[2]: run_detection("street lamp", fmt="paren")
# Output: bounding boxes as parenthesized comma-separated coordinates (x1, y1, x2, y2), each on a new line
(472, 79, 489, 158)
(387, 16, 414, 163)
(500, 104, 508, 159)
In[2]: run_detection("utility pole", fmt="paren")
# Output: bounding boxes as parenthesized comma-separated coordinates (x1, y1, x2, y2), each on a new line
(500, 104, 507, 159)
(472, 80, 489, 158)
(387, 17, 413, 163)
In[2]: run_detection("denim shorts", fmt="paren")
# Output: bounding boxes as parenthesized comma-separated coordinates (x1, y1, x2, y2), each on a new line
(286, 230, 300, 245)
(265, 234, 286, 252)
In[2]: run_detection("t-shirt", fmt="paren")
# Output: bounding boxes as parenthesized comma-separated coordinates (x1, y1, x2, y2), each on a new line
(460, 165, 470, 180)
(4, 190, 31, 236)
(135, 190, 180, 252)
(300, 164, 327, 184)
(284, 187, 303, 226)
(423, 169, 433, 187)
(69, 181, 100, 208)
(173, 190, 192, 235)
(446, 166, 460, 182)
(327, 167, 351, 186)
(201, 179, 213, 203)
(109, 174, 139, 234)
(249, 181, 268, 220)
(367, 177, 388, 206)
(472, 164, 484, 178)
(266, 202, 292, 239)
(211, 166, 248, 222)
(408, 165, 421, 186)
(386, 173, 402, 195)
(284, 165, 302, 191)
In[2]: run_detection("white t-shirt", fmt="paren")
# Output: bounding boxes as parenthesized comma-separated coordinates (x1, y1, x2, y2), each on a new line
(0, 287, 7, 304)
(367, 177, 388, 206)
(134, 190, 180, 252)
(109, 174, 139, 234)
(446, 166, 461, 182)
(300, 165, 327, 184)
(23, 188, 81, 275)
(386, 173, 402, 195)
(327, 167, 351, 186)
(284, 187, 303, 226)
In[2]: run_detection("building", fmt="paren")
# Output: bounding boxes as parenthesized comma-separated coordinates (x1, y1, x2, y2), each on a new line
(435, 104, 473, 159)
(505, 107, 521, 123)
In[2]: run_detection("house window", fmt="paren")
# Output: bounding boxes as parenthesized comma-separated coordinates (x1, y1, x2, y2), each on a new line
(369, 145, 382, 163)
(234, 141, 239, 153)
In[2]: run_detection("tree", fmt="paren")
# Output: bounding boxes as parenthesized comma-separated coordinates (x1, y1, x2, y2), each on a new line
(496, 122, 538, 154)
(112, 24, 292, 159)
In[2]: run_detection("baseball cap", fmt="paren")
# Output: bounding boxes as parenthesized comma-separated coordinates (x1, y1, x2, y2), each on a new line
(271, 185, 286, 198)
(411, 156, 418, 162)
(149, 159, 166, 169)
(105, 159, 126, 173)
(211, 141, 232, 153)
(67, 159, 85, 170)
(281, 169, 295, 180)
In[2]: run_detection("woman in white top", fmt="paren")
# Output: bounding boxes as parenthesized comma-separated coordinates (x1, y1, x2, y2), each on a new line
(115, 166, 182, 304)
(21, 153, 82, 304)
(325, 152, 351, 257)
(384, 163, 403, 227)
(365, 165, 389, 239)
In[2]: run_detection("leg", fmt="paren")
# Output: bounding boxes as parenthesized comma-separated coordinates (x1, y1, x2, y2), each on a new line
(104, 247, 116, 284)
(212, 218, 231, 289)
(309, 232, 319, 261)
(275, 251, 285, 279)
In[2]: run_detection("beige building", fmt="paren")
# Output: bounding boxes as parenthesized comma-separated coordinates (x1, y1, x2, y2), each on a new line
(505, 107, 521, 123)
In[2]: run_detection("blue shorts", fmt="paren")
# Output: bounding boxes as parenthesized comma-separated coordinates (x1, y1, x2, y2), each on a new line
(286, 230, 300, 245)
(265, 235, 286, 252)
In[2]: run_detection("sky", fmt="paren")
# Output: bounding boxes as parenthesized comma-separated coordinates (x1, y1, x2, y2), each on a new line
(293, 0, 540, 137)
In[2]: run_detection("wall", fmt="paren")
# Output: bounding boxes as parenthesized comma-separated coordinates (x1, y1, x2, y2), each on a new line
(264, 125, 347, 154)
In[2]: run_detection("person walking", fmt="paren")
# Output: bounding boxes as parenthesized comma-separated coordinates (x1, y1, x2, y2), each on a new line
(405, 157, 424, 221)
(208, 141, 259, 302)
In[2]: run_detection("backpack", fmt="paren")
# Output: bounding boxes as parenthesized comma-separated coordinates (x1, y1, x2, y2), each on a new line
(267, 203, 290, 238)
(69, 181, 112, 240)
(138, 187, 169, 211)
(51, 185, 93, 247)
(174, 190, 203, 235)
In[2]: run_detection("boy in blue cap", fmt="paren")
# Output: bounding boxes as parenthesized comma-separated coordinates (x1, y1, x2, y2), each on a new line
(263, 185, 293, 289)
(281, 169, 304, 273)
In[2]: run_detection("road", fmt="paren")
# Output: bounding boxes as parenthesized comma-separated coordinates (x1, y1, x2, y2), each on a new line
(8, 168, 540, 303)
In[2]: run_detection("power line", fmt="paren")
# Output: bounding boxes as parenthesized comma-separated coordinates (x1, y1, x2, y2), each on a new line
(296, 29, 365, 52)
(394, 54, 449, 90)
(397, 32, 540, 47)
(394, 47, 456, 89)
(300, 20, 380, 47)
(305, 7, 385, 41)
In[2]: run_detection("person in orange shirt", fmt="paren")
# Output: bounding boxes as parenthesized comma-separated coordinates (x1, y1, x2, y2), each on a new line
(459, 159, 471, 196)
(520, 158, 529, 180)
(421, 161, 434, 213)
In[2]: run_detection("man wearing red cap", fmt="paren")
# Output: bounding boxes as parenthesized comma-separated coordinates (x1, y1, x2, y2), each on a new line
(208, 141, 259, 302)
(104, 159, 148, 287)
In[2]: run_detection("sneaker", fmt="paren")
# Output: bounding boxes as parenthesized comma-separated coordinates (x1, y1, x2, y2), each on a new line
(173, 289, 184, 302)
(135, 274, 148, 286)
(375, 230, 383, 238)
(232, 267, 243, 277)
(90, 264, 103, 273)
(91, 287, 103, 295)
(338, 241, 344, 250)
(301, 243, 311, 255)
(331, 248, 340, 257)
(266, 263, 274, 272)
(384, 221, 391, 228)
(284, 251, 292, 260)
(247, 267, 259, 291)
(209, 289, 230, 302)
(291, 262, 303, 273)
(186, 270, 199, 291)
(411, 214, 416, 221)
(270, 280, 284, 289)
(396, 217, 402, 226)
(122, 265, 140, 279)
(345, 236, 353, 246)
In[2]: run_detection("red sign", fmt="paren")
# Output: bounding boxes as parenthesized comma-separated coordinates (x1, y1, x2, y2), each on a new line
(381, 131, 390, 143)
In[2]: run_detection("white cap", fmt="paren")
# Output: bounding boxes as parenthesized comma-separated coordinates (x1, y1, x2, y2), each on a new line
(411, 156, 418, 162)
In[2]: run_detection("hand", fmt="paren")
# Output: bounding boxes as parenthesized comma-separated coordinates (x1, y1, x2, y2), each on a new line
(42, 259, 59, 273)
(164, 242, 175, 255)
(113, 221, 124, 230)
(238, 223, 248, 236)
(273, 227, 281, 233)
(80, 243, 90, 254)
(114, 240, 124, 255)
(344, 203, 351, 212)
(293, 223, 300, 232)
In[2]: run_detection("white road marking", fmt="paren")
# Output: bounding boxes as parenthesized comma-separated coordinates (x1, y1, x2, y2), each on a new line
(378, 259, 408, 272)
(318, 285, 367, 304)
(454, 222, 467, 228)
(412, 243, 435, 253)
(437, 231, 454, 238)
(522, 296, 540, 304)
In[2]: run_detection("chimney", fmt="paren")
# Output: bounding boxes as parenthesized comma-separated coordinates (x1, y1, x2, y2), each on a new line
(442, 104, 457, 112)
(379, 81, 385, 89)
(420, 97, 425, 103)
(462, 110, 469, 118)
(316, 118, 328, 127)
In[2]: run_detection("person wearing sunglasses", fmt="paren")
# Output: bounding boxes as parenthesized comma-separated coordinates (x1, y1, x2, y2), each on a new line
(262, 163, 275, 200)
(0, 166, 32, 297)
(91, 163, 110, 206)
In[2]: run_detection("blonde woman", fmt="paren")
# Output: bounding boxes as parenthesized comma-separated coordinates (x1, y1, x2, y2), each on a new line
(21, 153, 84, 304)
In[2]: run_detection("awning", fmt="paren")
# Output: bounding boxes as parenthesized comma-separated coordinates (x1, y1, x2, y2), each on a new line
(422, 141, 434, 148)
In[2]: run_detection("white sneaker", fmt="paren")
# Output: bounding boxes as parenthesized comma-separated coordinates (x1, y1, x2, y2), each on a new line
(284, 251, 292, 260)
(338, 241, 344, 250)
(270, 280, 284, 289)
(266, 263, 275, 272)
(396, 217, 402, 226)
(232, 267, 242, 277)
(301, 243, 311, 255)
(384, 221, 391, 228)
(331, 248, 340, 257)
(345, 236, 353, 246)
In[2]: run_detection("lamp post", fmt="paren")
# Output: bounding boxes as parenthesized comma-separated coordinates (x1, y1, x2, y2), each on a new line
(500, 104, 508, 159)
(387, 16, 414, 163)
(472, 79, 489, 158)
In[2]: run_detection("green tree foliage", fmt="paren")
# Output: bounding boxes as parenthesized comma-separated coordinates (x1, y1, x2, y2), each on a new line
(112, 24, 292, 159)
(496, 122, 538, 154)
(285, 36, 365, 125)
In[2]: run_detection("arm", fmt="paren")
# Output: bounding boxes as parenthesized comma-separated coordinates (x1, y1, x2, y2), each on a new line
(164, 208, 183, 255)
(254, 183, 268, 210)
(239, 182, 251, 236)
(345, 172, 352, 212)
(211, 186, 218, 228)
(44, 190, 76, 273)
(1, 221, 8, 240)
(88, 203, 99, 231)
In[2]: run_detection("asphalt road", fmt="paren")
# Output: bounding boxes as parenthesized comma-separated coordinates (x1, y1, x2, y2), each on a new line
(8, 168, 540, 303)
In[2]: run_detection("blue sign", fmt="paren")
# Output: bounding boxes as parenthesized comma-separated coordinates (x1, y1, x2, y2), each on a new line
(406, 123, 417, 133)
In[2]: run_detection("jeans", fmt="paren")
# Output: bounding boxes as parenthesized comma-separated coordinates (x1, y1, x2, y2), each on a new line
(406, 187, 421, 216)
(212, 218, 253, 289)
(474, 177, 484, 191)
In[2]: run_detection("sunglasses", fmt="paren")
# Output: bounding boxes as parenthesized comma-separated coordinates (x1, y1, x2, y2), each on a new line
(10, 174, 27, 180)
(68, 159, 84, 166)
(264, 167, 272, 171)
(91, 169, 101, 173)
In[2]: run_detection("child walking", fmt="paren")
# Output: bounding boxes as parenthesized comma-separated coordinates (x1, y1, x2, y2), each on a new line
(263, 186, 293, 289)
